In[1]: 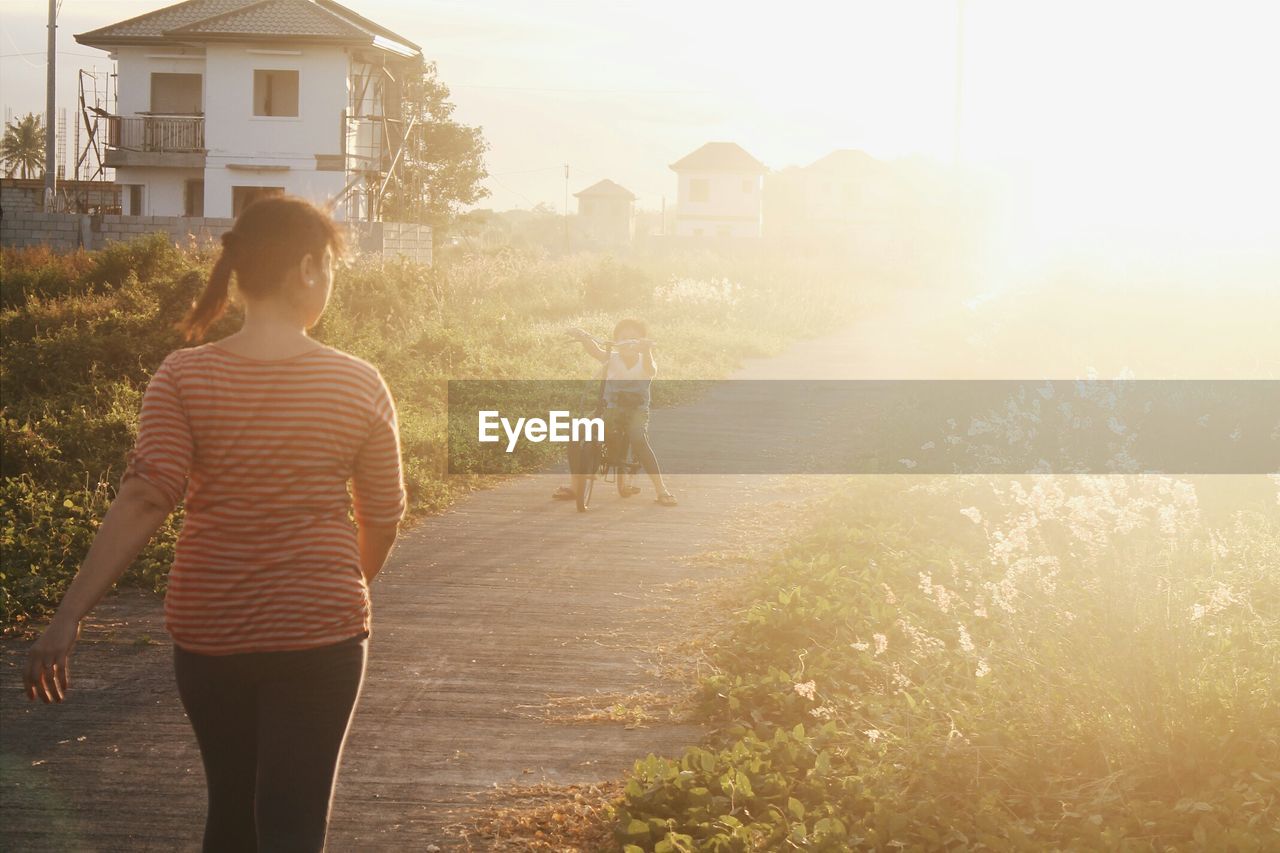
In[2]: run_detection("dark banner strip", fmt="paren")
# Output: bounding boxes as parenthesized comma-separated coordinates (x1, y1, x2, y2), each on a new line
(447, 380, 1280, 475)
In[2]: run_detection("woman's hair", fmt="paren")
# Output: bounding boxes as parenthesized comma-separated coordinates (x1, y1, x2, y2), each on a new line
(179, 195, 343, 342)
(613, 317, 648, 341)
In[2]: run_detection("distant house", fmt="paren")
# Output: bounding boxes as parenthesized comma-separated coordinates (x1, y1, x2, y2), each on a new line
(800, 149, 893, 229)
(669, 142, 766, 238)
(764, 149, 902, 244)
(574, 179, 635, 246)
(75, 0, 423, 220)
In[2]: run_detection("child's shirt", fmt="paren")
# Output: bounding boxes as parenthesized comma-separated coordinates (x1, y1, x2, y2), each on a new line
(603, 350, 652, 408)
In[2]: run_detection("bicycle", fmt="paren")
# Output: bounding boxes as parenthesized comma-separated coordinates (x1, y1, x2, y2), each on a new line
(565, 336, 650, 512)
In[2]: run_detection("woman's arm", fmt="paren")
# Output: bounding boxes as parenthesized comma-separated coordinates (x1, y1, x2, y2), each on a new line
(23, 477, 174, 703)
(358, 523, 399, 583)
(351, 371, 407, 584)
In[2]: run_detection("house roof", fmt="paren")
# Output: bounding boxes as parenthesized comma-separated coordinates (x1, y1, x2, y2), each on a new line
(669, 142, 766, 174)
(806, 149, 882, 174)
(574, 179, 636, 200)
(76, 0, 420, 56)
(169, 0, 367, 40)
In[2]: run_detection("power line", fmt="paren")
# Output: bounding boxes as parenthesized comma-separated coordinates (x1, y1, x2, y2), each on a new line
(451, 83, 702, 95)
(0, 50, 102, 58)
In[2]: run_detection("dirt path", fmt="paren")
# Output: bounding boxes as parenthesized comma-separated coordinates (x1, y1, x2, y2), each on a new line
(0, 285, 977, 850)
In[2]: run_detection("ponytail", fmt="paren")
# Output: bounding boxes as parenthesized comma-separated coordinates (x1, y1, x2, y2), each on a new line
(179, 231, 237, 342)
(176, 197, 341, 342)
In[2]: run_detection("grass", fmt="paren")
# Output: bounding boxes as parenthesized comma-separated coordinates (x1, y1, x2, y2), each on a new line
(1, 235, 873, 628)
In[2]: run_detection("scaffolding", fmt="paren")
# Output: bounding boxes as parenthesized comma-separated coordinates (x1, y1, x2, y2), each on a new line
(338, 54, 413, 222)
(68, 67, 120, 213)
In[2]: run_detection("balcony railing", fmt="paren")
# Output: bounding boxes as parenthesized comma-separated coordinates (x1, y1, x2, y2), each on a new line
(107, 115, 205, 153)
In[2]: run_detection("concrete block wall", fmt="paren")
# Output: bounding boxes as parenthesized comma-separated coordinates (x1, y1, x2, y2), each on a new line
(2, 179, 122, 217)
(2, 210, 431, 265)
(0, 212, 86, 251)
(379, 222, 433, 265)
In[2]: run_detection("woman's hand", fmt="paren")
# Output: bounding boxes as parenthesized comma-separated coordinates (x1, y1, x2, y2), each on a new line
(566, 326, 592, 343)
(24, 617, 81, 703)
(18, 477, 173, 705)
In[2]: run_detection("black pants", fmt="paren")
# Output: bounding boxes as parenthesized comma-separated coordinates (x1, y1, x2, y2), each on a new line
(173, 634, 368, 853)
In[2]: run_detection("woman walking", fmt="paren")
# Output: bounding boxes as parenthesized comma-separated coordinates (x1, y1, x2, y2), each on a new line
(22, 196, 407, 851)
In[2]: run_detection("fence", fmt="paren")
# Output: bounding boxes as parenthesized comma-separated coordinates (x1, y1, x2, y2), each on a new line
(108, 115, 205, 153)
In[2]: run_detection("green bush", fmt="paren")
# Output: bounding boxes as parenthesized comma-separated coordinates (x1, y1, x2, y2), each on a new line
(2, 236, 862, 628)
(1, 476, 179, 627)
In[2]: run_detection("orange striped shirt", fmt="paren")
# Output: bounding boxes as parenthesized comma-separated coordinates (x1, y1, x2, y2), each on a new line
(122, 343, 406, 655)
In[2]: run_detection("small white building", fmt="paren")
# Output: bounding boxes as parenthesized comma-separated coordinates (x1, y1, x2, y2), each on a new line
(669, 142, 766, 238)
(76, 0, 423, 220)
(574, 179, 635, 246)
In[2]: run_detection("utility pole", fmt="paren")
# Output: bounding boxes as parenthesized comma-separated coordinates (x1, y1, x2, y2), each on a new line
(563, 163, 570, 252)
(952, 0, 965, 167)
(45, 0, 57, 209)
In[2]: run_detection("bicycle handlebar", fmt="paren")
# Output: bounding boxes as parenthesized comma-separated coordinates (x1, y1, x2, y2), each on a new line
(566, 331, 655, 349)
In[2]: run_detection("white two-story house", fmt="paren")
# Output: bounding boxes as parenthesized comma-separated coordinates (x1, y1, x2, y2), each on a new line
(669, 142, 767, 238)
(76, 0, 423, 220)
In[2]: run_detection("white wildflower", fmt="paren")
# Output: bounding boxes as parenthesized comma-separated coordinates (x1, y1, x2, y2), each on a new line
(975, 659, 991, 678)
(793, 681, 817, 701)
(873, 633, 889, 656)
(864, 729, 882, 743)
(957, 624, 975, 654)
(933, 585, 954, 614)
(959, 506, 983, 524)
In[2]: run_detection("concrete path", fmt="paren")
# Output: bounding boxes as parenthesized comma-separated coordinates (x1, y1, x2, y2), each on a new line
(0, 286, 976, 850)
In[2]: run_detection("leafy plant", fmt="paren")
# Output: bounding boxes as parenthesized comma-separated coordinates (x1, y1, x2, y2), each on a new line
(615, 476, 1280, 850)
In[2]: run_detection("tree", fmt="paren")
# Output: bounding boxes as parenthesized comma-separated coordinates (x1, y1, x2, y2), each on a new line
(1, 113, 45, 180)
(380, 62, 489, 227)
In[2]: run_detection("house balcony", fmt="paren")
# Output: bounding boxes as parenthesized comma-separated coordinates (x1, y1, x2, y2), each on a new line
(104, 115, 206, 169)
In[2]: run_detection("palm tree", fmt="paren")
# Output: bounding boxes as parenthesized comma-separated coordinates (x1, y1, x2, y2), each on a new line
(1, 113, 46, 179)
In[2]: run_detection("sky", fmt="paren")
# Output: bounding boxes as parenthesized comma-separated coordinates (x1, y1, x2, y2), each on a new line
(4, 0, 1280, 253)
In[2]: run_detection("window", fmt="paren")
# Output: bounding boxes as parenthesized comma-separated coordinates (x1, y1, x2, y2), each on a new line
(232, 186, 284, 217)
(151, 73, 203, 115)
(253, 70, 299, 117)
(128, 185, 144, 216)
(689, 178, 710, 203)
(184, 180, 205, 217)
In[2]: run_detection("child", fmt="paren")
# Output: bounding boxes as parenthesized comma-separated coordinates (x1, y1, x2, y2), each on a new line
(555, 318, 677, 506)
